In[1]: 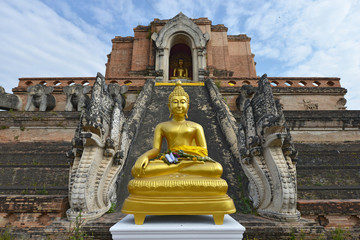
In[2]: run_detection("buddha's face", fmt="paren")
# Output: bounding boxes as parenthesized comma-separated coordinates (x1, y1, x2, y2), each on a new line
(169, 96, 189, 116)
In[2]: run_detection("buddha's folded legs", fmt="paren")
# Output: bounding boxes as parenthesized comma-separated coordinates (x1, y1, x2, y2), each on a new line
(133, 160, 223, 178)
(179, 161, 223, 177)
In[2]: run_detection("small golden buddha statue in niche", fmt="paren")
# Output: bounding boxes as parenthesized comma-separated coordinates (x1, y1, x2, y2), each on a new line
(171, 58, 190, 79)
(122, 81, 235, 225)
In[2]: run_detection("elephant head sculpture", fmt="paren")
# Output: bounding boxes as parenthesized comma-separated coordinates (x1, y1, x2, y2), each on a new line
(63, 84, 91, 111)
(25, 84, 56, 111)
(108, 83, 128, 109)
(0, 86, 22, 111)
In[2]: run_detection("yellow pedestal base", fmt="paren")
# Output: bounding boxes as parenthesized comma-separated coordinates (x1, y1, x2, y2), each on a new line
(122, 194, 236, 225)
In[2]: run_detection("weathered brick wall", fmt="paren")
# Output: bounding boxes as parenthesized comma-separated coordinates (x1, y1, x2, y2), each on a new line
(0, 195, 68, 228)
(130, 28, 151, 72)
(228, 36, 257, 77)
(298, 200, 360, 228)
(0, 112, 79, 143)
(103, 17, 257, 80)
(105, 37, 134, 78)
(284, 110, 360, 142)
(208, 26, 230, 72)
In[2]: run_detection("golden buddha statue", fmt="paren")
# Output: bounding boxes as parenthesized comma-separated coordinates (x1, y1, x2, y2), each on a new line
(122, 81, 235, 225)
(171, 58, 190, 79)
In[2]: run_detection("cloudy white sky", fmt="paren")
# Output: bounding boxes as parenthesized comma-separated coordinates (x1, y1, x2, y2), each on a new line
(0, 0, 359, 109)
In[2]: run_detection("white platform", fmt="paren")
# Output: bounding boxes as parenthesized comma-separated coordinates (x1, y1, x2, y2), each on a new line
(110, 214, 245, 240)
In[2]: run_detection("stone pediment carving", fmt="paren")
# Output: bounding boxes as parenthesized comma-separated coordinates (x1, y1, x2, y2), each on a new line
(152, 12, 210, 49)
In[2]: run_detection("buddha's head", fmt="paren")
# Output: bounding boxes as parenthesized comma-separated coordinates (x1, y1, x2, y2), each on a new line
(168, 80, 189, 118)
(178, 58, 184, 67)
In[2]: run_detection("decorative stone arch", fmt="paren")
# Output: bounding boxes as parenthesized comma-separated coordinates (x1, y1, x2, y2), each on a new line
(151, 13, 210, 82)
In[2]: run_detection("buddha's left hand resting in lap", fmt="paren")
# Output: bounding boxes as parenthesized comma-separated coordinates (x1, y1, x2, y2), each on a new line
(131, 80, 223, 179)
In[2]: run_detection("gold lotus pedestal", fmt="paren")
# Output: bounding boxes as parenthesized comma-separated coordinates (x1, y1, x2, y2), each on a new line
(122, 173, 236, 225)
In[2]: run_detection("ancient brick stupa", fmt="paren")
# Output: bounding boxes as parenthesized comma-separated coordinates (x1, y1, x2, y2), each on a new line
(0, 13, 359, 239)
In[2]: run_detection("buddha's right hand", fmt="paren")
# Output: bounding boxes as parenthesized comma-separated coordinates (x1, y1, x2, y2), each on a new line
(132, 157, 149, 177)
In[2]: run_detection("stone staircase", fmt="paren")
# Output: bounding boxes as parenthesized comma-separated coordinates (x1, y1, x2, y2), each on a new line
(296, 142, 360, 200)
(1, 100, 358, 207)
(0, 87, 359, 236)
(0, 141, 70, 195)
(116, 84, 245, 209)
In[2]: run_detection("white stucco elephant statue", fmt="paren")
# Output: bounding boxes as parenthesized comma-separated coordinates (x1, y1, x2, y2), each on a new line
(25, 84, 56, 111)
(0, 86, 22, 111)
(108, 83, 128, 110)
(63, 84, 91, 111)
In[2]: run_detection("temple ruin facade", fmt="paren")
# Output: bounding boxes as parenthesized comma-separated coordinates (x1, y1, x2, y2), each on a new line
(0, 13, 359, 239)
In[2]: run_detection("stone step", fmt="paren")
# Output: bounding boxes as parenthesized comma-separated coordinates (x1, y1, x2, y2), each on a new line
(294, 142, 360, 199)
(295, 143, 360, 166)
(298, 186, 360, 200)
(297, 153, 360, 166)
(0, 142, 70, 166)
(0, 153, 68, 166)
(0, 166, 69, 188)
(297, 167, 360, 186)
(0, 141, 70, 152)
(0, 142, 70, 195)
(0, 186, 68, 195)
(297, 199, 360, 228)
(296, 162, 360, 199)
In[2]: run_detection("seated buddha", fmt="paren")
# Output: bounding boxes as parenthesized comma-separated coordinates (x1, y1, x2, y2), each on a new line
(171, 58, 190, 79)
(122, 81, 235, 225)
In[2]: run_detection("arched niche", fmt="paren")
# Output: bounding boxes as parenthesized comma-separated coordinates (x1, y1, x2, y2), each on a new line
(152, 13, 210, 82)
(169, 40, 192, 80)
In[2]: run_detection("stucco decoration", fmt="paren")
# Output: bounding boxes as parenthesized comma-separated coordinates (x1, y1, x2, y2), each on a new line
(25, 84, 56, 111)
(151, 12, 210, 82)
(336, 97, 347, 110)
(237, 74, 300, 221)
(0, 86, 22, 111)
(66, 72, 154, 221)
(63, 84, 91, 111)
(303, 99, 318, 110)
(108, 83, 128, 110)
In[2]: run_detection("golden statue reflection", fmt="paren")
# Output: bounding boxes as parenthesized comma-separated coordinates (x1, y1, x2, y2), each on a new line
(122, 81, 235, 225)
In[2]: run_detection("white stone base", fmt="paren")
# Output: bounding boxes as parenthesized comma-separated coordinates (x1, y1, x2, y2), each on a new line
(110, 214, 245, 240)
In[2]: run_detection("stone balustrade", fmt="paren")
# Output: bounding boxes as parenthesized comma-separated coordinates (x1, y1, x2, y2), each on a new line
(5, 76, 343, 112)
(216, 77, 341, 88)
(14, 76, 341, 90)
(9, 77, 152, 112)
(14, 77, 150, 90)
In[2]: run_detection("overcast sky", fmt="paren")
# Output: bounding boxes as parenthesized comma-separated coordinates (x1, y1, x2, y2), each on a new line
(1, 0, 359, 109)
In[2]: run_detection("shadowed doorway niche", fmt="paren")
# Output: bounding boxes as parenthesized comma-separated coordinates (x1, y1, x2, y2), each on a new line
(169, 43, 192, 80)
